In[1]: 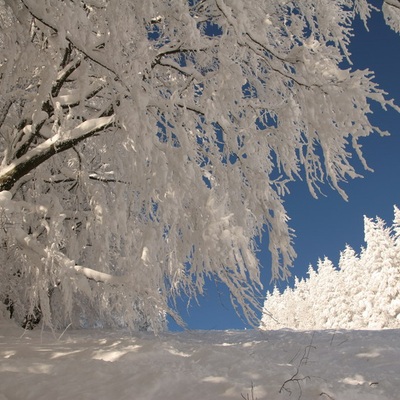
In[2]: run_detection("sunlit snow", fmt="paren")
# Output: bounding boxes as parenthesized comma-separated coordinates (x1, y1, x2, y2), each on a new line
(1, 318, 399, 400)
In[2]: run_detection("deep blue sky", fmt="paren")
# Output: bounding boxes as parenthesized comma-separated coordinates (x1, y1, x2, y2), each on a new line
(169, 3, 400, 331)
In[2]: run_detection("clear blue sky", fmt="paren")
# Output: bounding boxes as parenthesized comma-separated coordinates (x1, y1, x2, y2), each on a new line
(168, 3, 400, 331)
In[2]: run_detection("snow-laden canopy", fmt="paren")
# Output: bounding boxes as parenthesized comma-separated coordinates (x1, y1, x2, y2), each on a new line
(0, 0, 399, 331)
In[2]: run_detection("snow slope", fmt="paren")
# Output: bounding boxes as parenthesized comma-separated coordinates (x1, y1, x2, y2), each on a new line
(1, 318, 399, 400)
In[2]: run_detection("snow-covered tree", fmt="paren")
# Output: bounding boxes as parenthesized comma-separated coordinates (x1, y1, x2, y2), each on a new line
(260, 207, 400, 330)
(0, 1, 399, 331)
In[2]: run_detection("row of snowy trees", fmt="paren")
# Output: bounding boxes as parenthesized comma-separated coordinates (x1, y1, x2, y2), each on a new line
(260, 207, 400, 330)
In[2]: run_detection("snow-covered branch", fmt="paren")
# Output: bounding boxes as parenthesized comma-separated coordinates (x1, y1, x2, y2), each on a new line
(385, 0, 400, 10)
(54, 82, 106, 108)
(0, 100, 13, 132)
(20, 0, 122, 80)
(0, 115, 115, 191)
(13, 226, 124, 286)
(73, 265, 124, 286)
(383, 0, 400, 32)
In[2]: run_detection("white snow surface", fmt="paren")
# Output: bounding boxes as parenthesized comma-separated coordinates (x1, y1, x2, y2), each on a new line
(1, 318, 399, 400)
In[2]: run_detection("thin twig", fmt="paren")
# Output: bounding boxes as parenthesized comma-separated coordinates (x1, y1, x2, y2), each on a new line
(241, 381, 257, 400)
(58, 323, 72, 341)
(279, 333, 317, 400)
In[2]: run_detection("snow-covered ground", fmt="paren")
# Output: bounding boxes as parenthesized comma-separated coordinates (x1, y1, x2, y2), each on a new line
(1, 318, 399, 400)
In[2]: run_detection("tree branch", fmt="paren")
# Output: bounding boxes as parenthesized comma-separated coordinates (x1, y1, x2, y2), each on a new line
(52, 58, 82, 98)
(73, 265, 124, 285)
(384, 0, 400, 11)
(0, 100, 13, 132)
(0, 114, 115, 191)
(13, 112, 49, 159)
(54, 81, 105, 108)
(20, 0, 121, 80)
(13, 226, 124, 286)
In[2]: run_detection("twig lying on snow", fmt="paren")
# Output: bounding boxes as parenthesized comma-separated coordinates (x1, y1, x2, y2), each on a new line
(241, 381, 258, 400)
(279, 333, 317, 400)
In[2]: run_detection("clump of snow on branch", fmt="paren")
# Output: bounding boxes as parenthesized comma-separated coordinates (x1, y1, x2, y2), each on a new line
(383, 0, 400, 33)
(260, 206, 400, 330)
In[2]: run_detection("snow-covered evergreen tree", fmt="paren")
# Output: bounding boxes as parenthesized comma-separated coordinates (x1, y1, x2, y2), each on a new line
(1, 1, 399, 330)
(260, 207, 400, 330)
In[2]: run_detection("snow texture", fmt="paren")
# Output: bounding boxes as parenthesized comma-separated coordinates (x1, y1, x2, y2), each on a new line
(0, 317, 399, 400)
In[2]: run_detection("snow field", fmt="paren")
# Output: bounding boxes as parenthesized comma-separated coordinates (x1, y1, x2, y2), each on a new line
(1, 319, 400, 400)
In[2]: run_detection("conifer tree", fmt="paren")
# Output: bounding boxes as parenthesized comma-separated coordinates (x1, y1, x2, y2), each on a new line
(260, 207, 400, 330)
